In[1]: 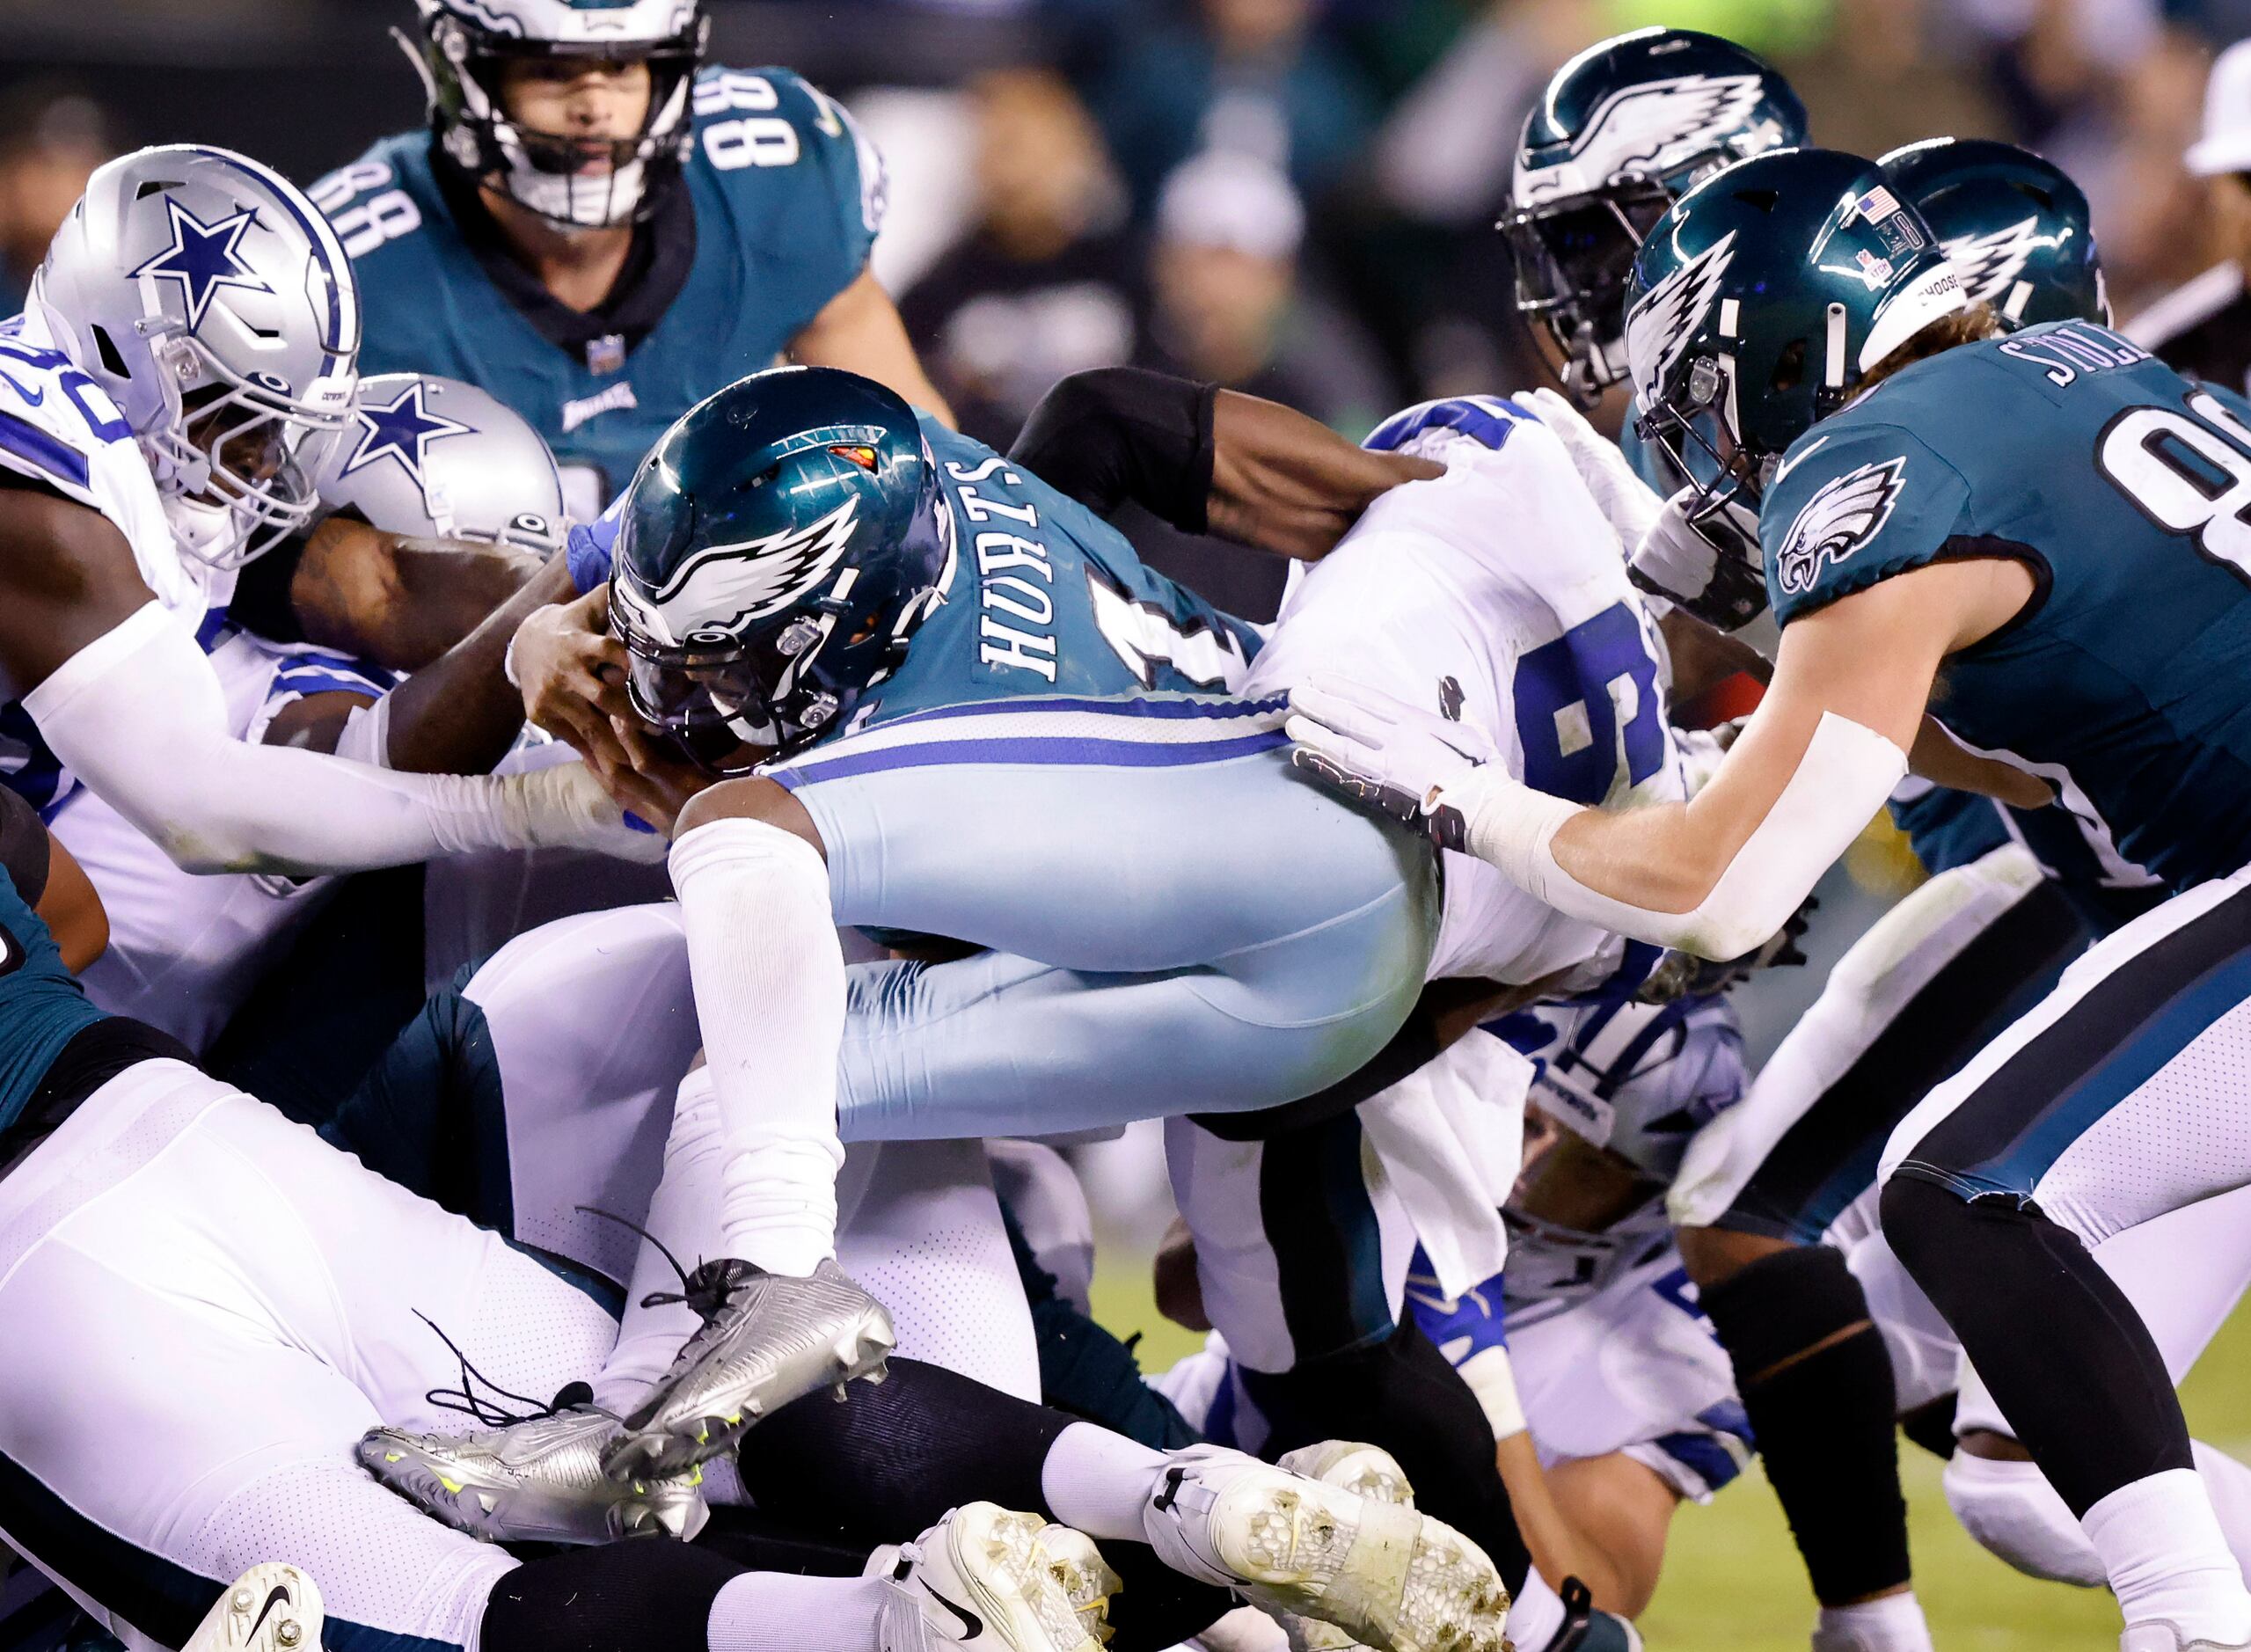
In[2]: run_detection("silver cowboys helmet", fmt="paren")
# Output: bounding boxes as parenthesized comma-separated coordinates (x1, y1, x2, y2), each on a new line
(33, 144, 360, 570)
(318, 372, 566, 556)
(406, 0, 709, 230)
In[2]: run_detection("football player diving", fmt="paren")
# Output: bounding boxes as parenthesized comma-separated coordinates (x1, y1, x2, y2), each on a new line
(1292, 143, 2251, 1652)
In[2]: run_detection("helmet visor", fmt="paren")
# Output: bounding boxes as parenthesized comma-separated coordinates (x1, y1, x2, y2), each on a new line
(1500, 180, 1674, 318)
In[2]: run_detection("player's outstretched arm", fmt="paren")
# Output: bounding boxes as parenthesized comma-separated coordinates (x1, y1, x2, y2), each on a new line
(0, 488, 657, 877)
(284, 514, 545, 673)
(791, 266, 957, 429)
(1290, 562, 2025, 959)
(1013, 368, 1438, 559)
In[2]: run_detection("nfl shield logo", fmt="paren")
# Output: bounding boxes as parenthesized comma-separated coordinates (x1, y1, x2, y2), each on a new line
(587, 333, 628, 376)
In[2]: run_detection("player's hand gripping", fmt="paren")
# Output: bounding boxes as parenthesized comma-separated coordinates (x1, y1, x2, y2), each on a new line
(508, 588, 704, 830)
(1286, 674, 1500, 849)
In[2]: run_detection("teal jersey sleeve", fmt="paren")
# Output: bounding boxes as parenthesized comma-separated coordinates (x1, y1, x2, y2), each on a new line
(1762, 420, 1974, 627)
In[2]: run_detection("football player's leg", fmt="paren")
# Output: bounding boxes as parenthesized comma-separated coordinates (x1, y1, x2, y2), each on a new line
(1946, 1183, 2251, 1585)
(1881, 868, 2251, 1648)
(1670, 845, 2085, 1644)
(786, 743, 1439, 1137)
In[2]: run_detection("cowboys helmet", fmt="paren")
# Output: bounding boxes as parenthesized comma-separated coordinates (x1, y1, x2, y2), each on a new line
(1624, 147, 1968, 527)
(32, 144, 360, 571)
(318, 373, 566, 556)
(1879, 137, 2108, 328)
(1501, 28, 1805, 406)
(406, 0, 709, 230)
(1498, 995, 1744, 1315)
(608, 366, 954, 771)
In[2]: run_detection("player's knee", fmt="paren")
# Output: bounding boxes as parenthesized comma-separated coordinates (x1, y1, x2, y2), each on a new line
(1875, 1172, 1984, 1286)
(1673, 1223, 1791, 1290)
(481, 1539, 745, 1652)
(1697, 1241, 1874, 1383)
(1941, 1450, 2104, 1587)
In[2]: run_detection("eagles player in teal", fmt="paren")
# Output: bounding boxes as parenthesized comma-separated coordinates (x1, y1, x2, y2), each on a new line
(311, 0, 950, 519)
(1295, 145, 2251, 1650)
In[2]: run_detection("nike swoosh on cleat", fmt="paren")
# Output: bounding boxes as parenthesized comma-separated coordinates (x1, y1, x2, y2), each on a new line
(919, 1583, 983, 1642)
(245, 1584, 294, 1644)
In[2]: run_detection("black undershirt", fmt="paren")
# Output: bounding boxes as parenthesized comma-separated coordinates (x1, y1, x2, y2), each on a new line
(429, 145, 698, 362)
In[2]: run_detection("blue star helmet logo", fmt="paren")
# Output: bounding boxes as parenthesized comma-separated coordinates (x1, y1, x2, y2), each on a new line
(128, 198, 274, 332)
(339, 381, 476, 493)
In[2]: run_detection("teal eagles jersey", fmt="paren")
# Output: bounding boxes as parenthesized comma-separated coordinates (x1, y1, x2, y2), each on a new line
(839, 418, 1268, 732)
(1765, 319, 2251, 893)
(311, 67, 884, 514)
(0, 866, 106, 1141)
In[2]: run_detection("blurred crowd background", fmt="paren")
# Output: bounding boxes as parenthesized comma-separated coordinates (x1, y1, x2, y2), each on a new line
(2, 0, 2245, 1233)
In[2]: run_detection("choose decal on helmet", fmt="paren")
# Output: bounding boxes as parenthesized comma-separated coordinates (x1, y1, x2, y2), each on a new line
(318, 372, 567, 556)
(1501, 28, 1806, 405)
(1624, 147, 1967, 531)
(608, 366, 955, 772)
(406, 0, 709, 230)
(1879, 136, 2108, 328)
(33, 143, 361, 570)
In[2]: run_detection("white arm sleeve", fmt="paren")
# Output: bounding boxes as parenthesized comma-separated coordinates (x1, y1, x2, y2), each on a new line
(24, 603, 655, 875)
(669, 816, 847, 1276)
(1443, 710, 1907, 960)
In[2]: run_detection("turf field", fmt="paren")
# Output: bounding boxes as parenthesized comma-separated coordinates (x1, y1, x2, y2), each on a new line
(1092, 1260, 2251, 1650)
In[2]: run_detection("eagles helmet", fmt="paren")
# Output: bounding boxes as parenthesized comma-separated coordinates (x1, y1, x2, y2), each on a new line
(406, 0, 710, 230)
(608, 366, 954, 771)
(33, 144, 360, 570)
(1879, 136, 2108, 328)
(318, 373, 566, 556)
(1501, 28, 1805, 406)
(1624, 147, 1968, 528)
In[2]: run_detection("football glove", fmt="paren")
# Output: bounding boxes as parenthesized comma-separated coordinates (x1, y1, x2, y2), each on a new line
(1627, 487, 1772, 640)
(1523, 386, 1663, 551)
(1286, 674, 1499, 850)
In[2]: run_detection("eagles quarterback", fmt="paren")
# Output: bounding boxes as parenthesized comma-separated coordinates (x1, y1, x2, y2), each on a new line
(1295, 144, 2251, 1651)
(311, 0, 951, 520)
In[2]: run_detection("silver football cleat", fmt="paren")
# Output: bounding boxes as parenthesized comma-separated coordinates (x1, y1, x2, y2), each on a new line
(604, 1257, 895, 1480)
(357, 1405, 709, 1545)
(182, 1563, 325, 1652)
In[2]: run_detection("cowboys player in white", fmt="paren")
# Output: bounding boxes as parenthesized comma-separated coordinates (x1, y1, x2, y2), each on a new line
(0, 143, 656, 914)
(48, 371, 567, 1053)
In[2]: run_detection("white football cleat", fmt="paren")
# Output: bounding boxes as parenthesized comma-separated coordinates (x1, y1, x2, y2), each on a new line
(182, 1564, 325, 1652)
(2121, 1626, 2251, 1652)
(1270, 1442, 1416, 1652)
(875, 1502, 1117, 1652)
(1143, 1444, 1508, 1652)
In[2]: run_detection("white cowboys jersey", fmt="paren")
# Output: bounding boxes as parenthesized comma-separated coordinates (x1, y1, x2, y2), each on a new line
(0, 309, 237, 815)
(1245, 401, 1683, 987)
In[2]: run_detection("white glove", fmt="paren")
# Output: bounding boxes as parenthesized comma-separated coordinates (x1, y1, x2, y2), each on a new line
(1628, 486, 1772, 644)
(517, 760, 672, 863)
(1285, 673, 1500, 846)
(1524, 386, 1664, 550)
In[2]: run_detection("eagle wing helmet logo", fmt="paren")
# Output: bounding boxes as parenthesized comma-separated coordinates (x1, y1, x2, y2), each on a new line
(1626, 229, 1736, 407)
(1574, 74, 1773, 179)
(1775, 459, 1907, 596)
(632, 495, 861, 647)
(1942, 216, 2045, 313)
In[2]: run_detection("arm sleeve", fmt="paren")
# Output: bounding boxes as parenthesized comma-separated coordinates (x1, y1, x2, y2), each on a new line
(1010, 368, 1217, 532)
(1764, 423, 1974, 628)
(0, 786, 50, 908)
(21, 604, 651, 876)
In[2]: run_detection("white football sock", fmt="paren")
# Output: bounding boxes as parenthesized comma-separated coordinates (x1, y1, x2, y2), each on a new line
(591, 1065, 727, 1414)
(1503, 1568, 1565, 1651)
(671, 818, 846, 1276)
(709, 1572, 893, 1652)
(2196, 1440, 2251, 1588)
(2083, 1469, 2251, 1645)
(1040, 1421, 1171, 1541)
(1813, 1590, 1933, 1652)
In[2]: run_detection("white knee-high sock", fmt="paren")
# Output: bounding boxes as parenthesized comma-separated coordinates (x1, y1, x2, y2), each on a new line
(671, 818, 846, 1276)
(710, 1572, 895, 1652)
(2196, 1440, 2251, 1590)
(1039, 1421, 1170, 1541)
(592, 1066, 727, 1414)
(1813, 1590, 1933, 1652)
(2082, 1469, 2251, 1643)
